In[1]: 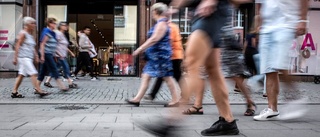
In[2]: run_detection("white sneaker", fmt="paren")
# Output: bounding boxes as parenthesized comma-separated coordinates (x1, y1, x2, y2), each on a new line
(91, 77, 97, 81)
(253, 108, 280, 121)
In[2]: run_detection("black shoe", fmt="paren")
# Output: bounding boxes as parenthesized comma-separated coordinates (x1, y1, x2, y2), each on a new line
(44, 82, 53, 88)
(125, 99, 140, 107)
(135, 119, 175, 137)
(201, 117, 239, 136)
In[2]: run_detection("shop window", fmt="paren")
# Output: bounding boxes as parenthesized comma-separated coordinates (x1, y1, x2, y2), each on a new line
(0, 4, 23, 71)
(112, 5, 137, 75)
(47, 5, 67, 23)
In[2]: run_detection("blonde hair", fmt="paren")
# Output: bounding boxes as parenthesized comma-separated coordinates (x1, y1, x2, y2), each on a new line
(46, 17, 57, 26)
(151, 2, 168, 15)
(23, 16, 36, 26)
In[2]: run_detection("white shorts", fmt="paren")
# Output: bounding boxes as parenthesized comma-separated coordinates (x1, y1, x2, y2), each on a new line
(18, 58, 38, 76)
(259, 28, 295, 74)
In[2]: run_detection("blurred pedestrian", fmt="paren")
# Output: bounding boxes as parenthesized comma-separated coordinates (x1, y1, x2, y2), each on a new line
(126, 3, 180, 107)
(11, 16, 50, 98)
(43, 22, 78, 89)
(253, 0, 309, 121)
(37, 17, 69, 92)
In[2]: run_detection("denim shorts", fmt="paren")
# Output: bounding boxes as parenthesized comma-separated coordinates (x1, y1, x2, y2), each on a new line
(259, 28, 295, 74)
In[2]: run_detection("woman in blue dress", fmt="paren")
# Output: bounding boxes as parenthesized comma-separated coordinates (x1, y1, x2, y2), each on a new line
(126, 3, 180, 107)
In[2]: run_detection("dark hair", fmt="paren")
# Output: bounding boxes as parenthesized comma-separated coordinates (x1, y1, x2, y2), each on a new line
(58, 21, 68, 30)
(83, 26, 91, 30)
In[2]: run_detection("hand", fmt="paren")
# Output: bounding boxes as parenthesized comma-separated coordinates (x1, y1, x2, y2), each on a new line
(132, 49, 141, 57)
(71, 53, 75, 57)
(296, 22, 307, 36)
(195, 0, 217, 17)
(40, 56, 45, 63)
(163, 8, 179, 16)
(13, 58, 17, 65)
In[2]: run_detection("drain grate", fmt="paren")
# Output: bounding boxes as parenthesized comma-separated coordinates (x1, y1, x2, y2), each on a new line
(107, 78, 122, 81)
(55, 105, 89, 110)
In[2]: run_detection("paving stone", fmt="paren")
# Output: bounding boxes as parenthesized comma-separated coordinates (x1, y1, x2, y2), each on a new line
(22, 130, 70, 137)
(1, 78, 319, 104)
(66, 131, 112, 137)
(54, 122, 97, 131)
(17, 122, 62, 130)
(0, 129, 30, 137)
(94, 123, 134, 131)
(0, 122, 28, 130)
(240, 129, 320, 137)
(111, 130, 155, 137)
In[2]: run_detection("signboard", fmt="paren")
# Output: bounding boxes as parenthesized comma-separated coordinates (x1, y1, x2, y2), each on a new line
(289, 11, 320, 75)
(0, 30, 17, 71)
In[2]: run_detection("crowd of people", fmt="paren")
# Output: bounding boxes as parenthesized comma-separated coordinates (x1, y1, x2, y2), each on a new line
(11, 17, 100, 98)
(125, 0, 309, 136)
(11, 0, 309, 136)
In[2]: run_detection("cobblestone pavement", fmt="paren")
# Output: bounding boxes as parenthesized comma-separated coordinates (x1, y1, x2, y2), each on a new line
(0, 77, 320, 104)
(0, 104, 319, 137)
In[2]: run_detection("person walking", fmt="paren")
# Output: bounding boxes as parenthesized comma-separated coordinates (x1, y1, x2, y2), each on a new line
(11, 16, 50, 98)
(253, 0, 309, 121)
(125, 3, 180, 107)
(73, 26, 96, 80)
(43, 22, 78, 89)
(143, 21, 185, 104)
(135, 0, 252, 136)
(37, 17, 68, 92)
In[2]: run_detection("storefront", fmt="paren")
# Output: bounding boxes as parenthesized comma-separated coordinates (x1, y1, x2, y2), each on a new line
(287, 1, 320, 78)
(0, 0, 23, 72)
(38, 0, 140, 76)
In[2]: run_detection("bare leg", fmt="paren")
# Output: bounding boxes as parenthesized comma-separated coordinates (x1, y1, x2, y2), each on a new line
(55, 79, 67, 90)
(266, 72, 280, 111)
(13, 75, 24, 93)
(45, 76, 51, 83)
(280, 70, 299, 100)
(181, 30, 210, 107)
(131, 74, 151, 102)
(30, 75, 47, 93)
(163, 76, 179, 104)
(233, 77, 256, 112)
(206, 48, 234, 122)
(194, 79, 205, 108)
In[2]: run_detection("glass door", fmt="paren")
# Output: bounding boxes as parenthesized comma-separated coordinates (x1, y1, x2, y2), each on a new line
(112, 5, 137, 76)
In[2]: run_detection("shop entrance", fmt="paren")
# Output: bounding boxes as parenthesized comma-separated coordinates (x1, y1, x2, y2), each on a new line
(40, 0, 138, 76)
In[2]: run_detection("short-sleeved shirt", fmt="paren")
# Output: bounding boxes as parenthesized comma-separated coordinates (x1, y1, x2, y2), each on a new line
(39, 28, 57, 54)
(18, 30, 36, 59)
(260, 0, 300, 33)
(55, 31, 69, 58)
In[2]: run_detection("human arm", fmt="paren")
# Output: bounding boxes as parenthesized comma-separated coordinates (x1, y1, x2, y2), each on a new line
(68, 49, 75, 57)
(13, 32, 25, 65)
(33, 48, 39, 63)
(296, 0, 309, 36)
(133, 22, 168, 56)
(39, 36, 49, 63)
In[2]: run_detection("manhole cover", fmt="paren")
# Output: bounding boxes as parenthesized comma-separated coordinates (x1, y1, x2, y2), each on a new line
(107, 78, 122, 81)
(55, 105, 89, 110)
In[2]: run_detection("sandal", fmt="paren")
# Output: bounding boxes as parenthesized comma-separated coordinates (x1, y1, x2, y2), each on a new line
(34, 89, 51, 97)
(234, 88, 241, 93)
(69, 83, 78, 88)
(60, 88, 69, 92)
(44, 82, 53, 88)
(182, 106, 204, 115)
(11, 92, 25, 98)
(164, 102, 179, 107)
(244, 103, 257, 116)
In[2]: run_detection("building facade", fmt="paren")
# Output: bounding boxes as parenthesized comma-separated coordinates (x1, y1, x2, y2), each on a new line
(0, 0, 254, 77)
